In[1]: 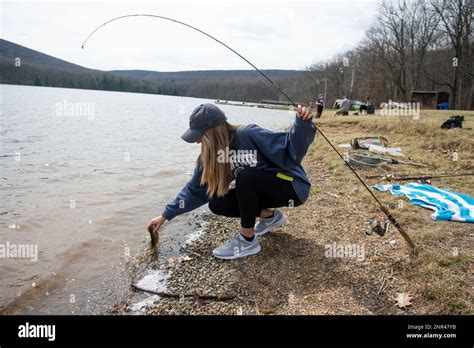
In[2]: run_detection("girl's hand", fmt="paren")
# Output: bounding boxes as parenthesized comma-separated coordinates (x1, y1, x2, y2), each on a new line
(296, 105, 313, 120)
(147, 215, 166, 245)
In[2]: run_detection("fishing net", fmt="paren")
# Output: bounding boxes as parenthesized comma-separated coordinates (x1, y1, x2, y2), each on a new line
(344, 152, 384, 167)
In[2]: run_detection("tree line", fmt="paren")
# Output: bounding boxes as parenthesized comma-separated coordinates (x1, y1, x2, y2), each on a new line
(0, 60, 183, 96)
(300, 0, 473, 109)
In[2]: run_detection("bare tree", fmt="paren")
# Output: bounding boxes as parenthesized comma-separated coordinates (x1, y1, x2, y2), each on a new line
(407, 1, 441, 90)
(302, 0, 472, 109)
(430, 0, 473, 109)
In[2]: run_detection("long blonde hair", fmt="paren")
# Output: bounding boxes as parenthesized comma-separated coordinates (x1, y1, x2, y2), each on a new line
(200, 122, 239, 198)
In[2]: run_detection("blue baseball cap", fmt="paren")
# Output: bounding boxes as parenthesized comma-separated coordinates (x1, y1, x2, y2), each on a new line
(181, 104, 227, 143)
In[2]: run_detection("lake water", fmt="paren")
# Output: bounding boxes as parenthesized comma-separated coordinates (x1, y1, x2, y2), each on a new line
(0, 84, 295, 314)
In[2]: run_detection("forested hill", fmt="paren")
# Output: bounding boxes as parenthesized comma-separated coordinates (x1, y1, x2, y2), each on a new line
(110, 69, 303, 81)
(0, 39, 305, 102)
(0, 39, 87, 71)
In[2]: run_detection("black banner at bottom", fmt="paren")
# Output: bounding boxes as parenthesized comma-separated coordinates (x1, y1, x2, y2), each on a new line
(0, 315, 472, 346)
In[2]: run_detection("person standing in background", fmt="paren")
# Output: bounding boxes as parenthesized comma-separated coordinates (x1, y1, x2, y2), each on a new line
(315, 94, 324, 118)
(366, 97, 375, 114)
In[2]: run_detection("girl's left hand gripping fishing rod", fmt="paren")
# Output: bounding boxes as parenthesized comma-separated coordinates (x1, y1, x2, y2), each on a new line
(81, 14, 416, 250)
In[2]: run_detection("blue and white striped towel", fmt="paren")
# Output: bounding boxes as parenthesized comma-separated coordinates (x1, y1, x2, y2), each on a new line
(374, 183, 474, 223)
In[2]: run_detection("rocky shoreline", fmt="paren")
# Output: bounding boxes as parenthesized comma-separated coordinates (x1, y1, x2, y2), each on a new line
(144, 213, 262, 315)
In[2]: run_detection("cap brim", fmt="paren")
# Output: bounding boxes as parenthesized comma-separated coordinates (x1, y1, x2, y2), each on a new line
(181, 128, 204, 143)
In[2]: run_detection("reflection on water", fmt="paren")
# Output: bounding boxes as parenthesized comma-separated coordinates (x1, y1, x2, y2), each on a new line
(0, 84, 295, 314)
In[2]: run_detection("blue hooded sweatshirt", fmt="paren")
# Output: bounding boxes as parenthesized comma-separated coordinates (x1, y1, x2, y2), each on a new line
(162, 115, 317, 220)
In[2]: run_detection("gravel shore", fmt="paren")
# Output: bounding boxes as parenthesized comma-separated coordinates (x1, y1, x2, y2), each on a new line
(145, 213, 259, 315)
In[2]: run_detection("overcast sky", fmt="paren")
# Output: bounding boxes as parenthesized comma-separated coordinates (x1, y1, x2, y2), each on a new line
(1, 0, 378, 72)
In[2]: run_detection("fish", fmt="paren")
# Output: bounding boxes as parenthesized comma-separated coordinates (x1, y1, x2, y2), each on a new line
(147, 225, 159, 247)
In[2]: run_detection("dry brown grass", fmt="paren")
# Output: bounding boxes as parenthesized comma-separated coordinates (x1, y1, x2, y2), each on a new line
(303, 109, 474, 314)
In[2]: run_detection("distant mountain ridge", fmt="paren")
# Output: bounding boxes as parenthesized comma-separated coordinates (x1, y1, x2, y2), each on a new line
(0, 39, 89, 72)
(0, 38, 305, 102)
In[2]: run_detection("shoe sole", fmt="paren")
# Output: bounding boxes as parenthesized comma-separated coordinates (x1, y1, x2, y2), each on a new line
(254, 214, 288, 236)
(213, 244, 261, 260)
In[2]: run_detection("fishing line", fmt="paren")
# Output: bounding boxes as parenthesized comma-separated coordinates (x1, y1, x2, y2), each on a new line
(81, 14, 416, 249)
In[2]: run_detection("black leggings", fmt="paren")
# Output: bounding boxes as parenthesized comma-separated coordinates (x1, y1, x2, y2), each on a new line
(208, 168, 302, 228)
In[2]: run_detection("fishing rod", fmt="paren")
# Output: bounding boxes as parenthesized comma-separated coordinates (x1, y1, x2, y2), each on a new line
(81, 14, 416, 250)
(366, 172, 474, 182)
(371, 158, 427, 167)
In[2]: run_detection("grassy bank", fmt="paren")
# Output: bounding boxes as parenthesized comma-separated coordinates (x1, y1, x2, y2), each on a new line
(141, 109, 473, 315)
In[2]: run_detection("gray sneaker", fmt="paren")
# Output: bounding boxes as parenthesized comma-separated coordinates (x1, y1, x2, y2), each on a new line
(212, 234, 261, 260)
(254, 209, 288, 236)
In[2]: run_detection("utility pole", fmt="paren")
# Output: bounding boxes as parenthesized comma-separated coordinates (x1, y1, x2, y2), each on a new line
(316, 78, 328, 104)
(350, 66, 355, 96)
